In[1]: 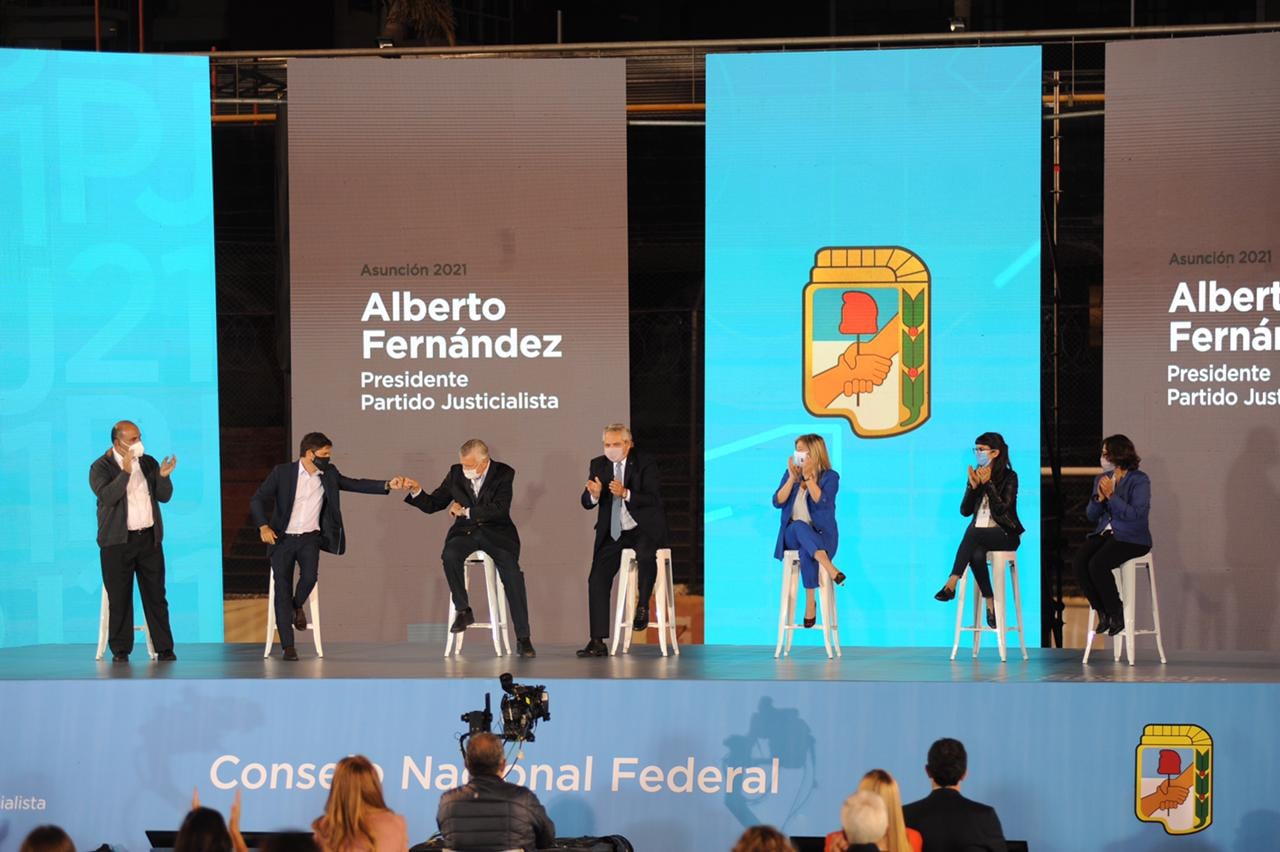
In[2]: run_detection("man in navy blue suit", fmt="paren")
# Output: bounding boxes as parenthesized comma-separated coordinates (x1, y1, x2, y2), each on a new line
(250, 431, 406, 660)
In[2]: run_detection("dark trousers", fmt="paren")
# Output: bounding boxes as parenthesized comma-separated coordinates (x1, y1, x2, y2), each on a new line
(587, 527, 658, 640)
(949, 524, 1020, 598)
(270, 532, 321, 649)
(99, 527, 174, 655)
(442, 530, 531, 639)
(1073, 532, 1151, 620)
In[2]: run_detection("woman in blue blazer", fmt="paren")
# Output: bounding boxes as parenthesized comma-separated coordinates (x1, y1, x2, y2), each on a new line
(1074, 434, 1152, 636)
(773, 433, 845, 628)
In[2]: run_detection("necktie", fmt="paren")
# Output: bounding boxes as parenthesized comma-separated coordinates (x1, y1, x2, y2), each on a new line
(610, 461, 623, 540)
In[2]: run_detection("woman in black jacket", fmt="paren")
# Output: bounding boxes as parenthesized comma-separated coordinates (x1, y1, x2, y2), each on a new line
(933, 431, 1025, 628)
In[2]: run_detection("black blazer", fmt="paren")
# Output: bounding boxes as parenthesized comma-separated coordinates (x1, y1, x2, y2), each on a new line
(405, 461, 521, 557)
(580, 450, 669, 550)
(89, 452, 173, 548)
(960, 467, 1025, 539)
(903, 788, 1006, 852)
(250, 461, 389, 555)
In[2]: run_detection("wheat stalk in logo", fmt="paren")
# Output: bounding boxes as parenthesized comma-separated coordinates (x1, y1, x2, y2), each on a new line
(802, 247, 930, 438)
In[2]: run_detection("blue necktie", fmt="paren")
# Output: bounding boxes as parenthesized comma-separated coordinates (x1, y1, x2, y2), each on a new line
(610, 461, 623, 540)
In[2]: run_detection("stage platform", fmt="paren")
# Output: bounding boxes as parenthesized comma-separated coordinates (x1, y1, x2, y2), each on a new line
(1, 641, 1277, 684)
(3, 643, 1279, 851)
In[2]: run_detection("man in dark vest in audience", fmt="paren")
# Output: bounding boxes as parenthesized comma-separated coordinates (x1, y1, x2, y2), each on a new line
(437, 732, 555, 852)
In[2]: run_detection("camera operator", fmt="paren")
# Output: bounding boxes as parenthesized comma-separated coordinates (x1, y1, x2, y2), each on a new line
(436, 733, 555, 852)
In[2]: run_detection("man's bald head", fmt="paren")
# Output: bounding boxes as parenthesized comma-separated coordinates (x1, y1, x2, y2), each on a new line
(464, 733, 506, 777)
(111, 421, 140, 447)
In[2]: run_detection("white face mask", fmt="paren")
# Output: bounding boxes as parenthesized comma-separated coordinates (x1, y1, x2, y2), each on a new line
(1100, 456, 1116, 473)
(125, 441, 145, 460)
(604, 446, 625, 463)
(793, 450, 809, 466)
(462, 466, 483, 481)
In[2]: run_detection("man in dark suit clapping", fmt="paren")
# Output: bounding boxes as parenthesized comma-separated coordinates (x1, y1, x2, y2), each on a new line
(903, 738, 1007, 852)
(403, 438, 535, 658)
(577, 423, 669, 658)
(250, 431, 405, 661)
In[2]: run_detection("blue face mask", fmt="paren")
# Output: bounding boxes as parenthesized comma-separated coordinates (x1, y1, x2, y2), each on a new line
(975, 450, 991, 468)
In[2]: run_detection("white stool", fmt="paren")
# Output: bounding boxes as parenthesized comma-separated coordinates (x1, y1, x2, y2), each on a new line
(1083, 552, 1166, 666)
(95, 585, 157, 661)
(609, 547, 679, 657)
(263, 569, 324, 658)
(444, 551, 512, 658)
(774, 550, 841, 659)
(950, 550, 1026, 663)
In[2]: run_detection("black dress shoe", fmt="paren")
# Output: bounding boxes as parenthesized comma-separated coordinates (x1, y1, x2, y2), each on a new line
(833, 572, 846, 587)
(1107, 617, 1125, 636)
(934, 584, 957, 602)
(282, 646, 299, 661)
(112, 653, 129, 663)
(294, 607, 308, 631)
(802, 616, 817, 629)
(1092, 612, 1111, 634)
(517, 638, 537, 658)
(632, 604, 649, 631)
(157, 650, 177, 662)
(576, 639, 608, 657)
(450, 607, 475, 634)
(986, 608, 998, 629)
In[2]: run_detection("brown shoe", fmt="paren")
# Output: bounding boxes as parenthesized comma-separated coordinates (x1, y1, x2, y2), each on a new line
(294, 606, 307, 631)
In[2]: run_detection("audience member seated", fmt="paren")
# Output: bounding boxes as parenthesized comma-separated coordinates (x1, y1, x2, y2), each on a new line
(21, 826, 75, 852)
(437, 733, 555, 852)
(825, 769, 923, 852)
(840, 791, 889, 852)
(731, 825, 795, 852)
(176, 807, 238, 852)
(313, 755, 409, 852)
(902, 739, 1006, 852)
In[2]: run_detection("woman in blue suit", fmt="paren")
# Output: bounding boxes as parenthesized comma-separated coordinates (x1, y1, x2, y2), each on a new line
(773, 433, 845, 628)
(1074, 434, 1152, 636)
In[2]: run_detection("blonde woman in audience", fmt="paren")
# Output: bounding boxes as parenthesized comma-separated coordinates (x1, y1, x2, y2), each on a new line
(313, 755, 409, 852)
(826, 769, 923, 852)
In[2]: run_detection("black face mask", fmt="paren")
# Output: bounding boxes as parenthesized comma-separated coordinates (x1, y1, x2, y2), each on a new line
(312, 455, 332, 470)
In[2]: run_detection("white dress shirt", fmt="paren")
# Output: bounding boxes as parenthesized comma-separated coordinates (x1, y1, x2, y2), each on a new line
(791, 482, 813, 525)
(284, 460, 324, 534)
(112, 448, 154, 531)
(591, 456, 638, 531)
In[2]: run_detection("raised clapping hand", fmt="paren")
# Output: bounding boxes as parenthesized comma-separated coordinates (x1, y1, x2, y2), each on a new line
(585, 476, 603, 499)
(608, 478, 626, 497)
(448, 501, 467, 517)
(191, 788, 247, 852)
(966, 465, 980, 488)
(1097, 474, 1115, 501)
(975, 464, 992, 485)
(159, 455, 177, 477)
(786, 457, 802, 482)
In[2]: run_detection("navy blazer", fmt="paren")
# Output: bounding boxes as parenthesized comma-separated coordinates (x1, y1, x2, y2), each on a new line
(250, 461, 389, 555)
(580, 450, 670, 551)
(405, 461, 522, 557)
(903, 788, 1006, 852)
(1086, 468, 1152, 546)
(772, 469, 840, 560)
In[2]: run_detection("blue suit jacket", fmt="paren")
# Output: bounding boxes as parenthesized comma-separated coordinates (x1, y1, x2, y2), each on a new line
(250, 461, 389, 556)
(1086, 468, 1152, 546)
(772, 469, 840, 559)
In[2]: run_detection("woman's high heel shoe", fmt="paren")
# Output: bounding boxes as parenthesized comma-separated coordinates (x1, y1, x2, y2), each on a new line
(833, 571, 846, 587)
(934, 584, 957, 602)
(803, 615, 817, 629)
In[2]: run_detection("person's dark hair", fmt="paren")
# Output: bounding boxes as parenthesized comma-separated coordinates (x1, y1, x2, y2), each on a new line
(20, 826, 75, 852)
(730, 825, 795, 852)
(464, 732, 506, 777)
(299, 432, 333, 457)
(1102, 434, 1141, 470)
(926, 737, 968, 788)
(175, 807, 233, 852)
(975, 431, 1011, 478)
(259, 834, 320, 852)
